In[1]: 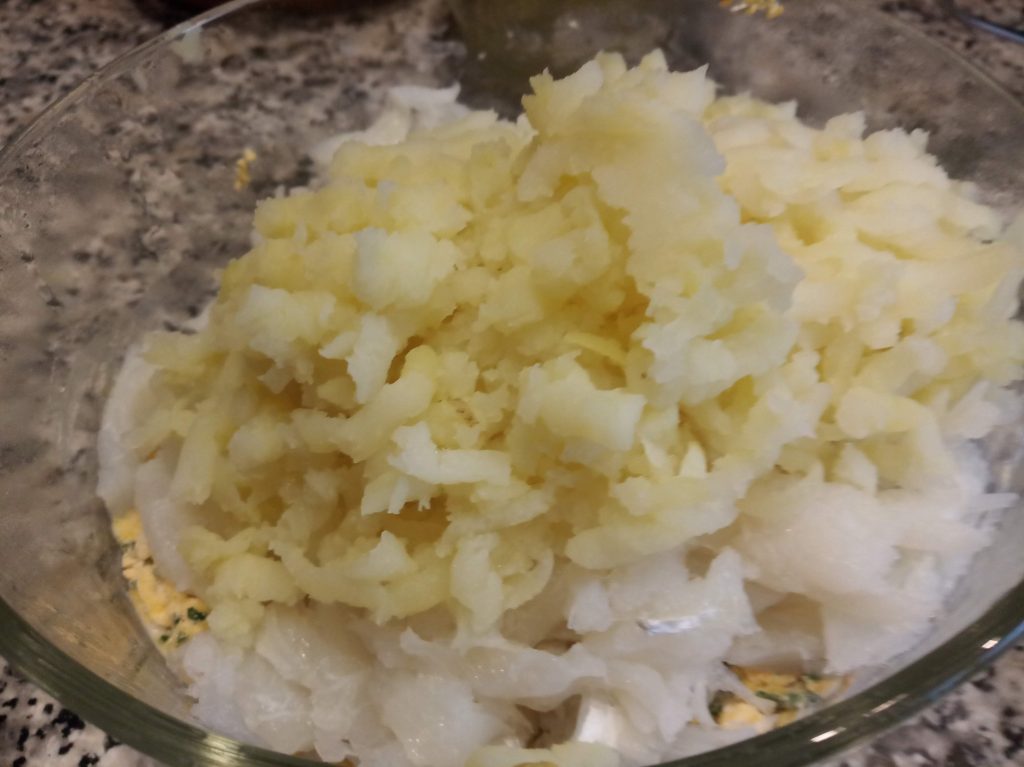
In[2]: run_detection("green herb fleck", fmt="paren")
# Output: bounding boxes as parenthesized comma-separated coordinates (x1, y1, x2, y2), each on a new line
(755, 690, 786, 706)
(158, 634, 170, 644)
(187, 607, 207, 622)
(755, 690, 820, 711)
(708, 691, 730, 719)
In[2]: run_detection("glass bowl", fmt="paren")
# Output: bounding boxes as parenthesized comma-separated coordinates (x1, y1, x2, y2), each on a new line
(1, 1, 1022, 765)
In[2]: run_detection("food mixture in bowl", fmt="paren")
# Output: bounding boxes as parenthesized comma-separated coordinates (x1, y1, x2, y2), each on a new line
(97, 51, 1024, 767)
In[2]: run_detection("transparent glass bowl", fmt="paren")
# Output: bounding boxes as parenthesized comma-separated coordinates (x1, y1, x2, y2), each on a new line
(0, 1, 1023, 765)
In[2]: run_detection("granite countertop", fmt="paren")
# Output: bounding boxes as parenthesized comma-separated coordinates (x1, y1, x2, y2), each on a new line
(1, 0, 1024, 765)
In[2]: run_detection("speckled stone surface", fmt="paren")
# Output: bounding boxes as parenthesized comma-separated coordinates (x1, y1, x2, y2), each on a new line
(1, 0, 1024, 766)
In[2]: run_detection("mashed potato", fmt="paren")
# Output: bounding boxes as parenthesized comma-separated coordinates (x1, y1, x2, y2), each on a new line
(99, 51, 1024, 767)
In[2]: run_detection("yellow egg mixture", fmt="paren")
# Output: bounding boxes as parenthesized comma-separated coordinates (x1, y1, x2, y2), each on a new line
(721, 0, 784, 18)
(113, 512, 208, 649)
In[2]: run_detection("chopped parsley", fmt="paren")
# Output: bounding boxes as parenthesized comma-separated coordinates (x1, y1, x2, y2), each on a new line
(708, 691, 730, 719)
(755, 690, 821, 710)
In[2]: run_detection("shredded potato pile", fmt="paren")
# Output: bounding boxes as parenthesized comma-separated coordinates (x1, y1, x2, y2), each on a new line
(119, 49, 1023, 640)
(99, 50, 1024, 767)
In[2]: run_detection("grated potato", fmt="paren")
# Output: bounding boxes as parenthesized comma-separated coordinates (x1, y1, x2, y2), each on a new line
(131, 52, 815, 636)
(98, 50, 1024, 767)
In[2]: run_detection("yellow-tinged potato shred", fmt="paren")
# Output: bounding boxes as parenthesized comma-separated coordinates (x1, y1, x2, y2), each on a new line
(125, 50, 1023, 652)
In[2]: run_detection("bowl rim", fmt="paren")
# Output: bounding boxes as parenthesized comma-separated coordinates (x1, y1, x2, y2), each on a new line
(1, 1, 1023, 766)
(3, 580, 1024, 767)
